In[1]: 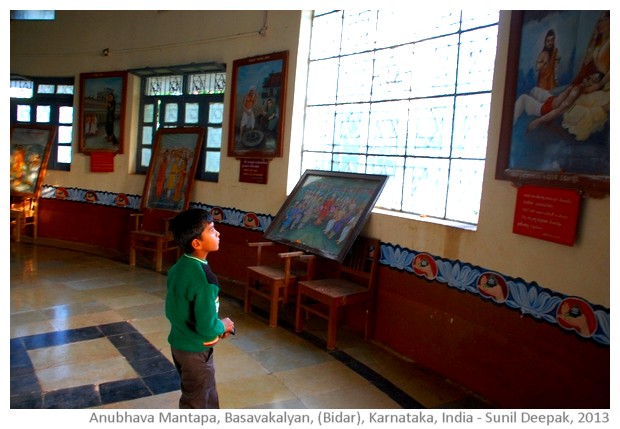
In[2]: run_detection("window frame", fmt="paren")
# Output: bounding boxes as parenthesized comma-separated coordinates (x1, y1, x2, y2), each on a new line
(132, 63, 226, 182)
(301, 10, 500, 227)
(10, 76, 75, 171)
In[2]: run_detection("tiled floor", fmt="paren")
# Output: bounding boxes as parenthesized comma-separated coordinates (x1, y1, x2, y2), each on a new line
(10, 241, 493, 409)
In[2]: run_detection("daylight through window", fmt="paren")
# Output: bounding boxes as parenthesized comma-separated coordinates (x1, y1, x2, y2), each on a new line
(302, 10, 499, 225)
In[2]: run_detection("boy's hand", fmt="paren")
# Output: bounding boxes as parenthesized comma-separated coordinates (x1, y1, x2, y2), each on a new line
(220, 317, 235, 338)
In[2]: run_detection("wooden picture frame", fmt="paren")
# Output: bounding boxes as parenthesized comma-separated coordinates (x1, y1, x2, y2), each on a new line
(10, 124, 56, 199)
(79, 71, 127, 154)
(264, 170, 388, 262)
(228, 51, 288, 158)
(141, 127, 205, 212)
(496, 11, 610, 197)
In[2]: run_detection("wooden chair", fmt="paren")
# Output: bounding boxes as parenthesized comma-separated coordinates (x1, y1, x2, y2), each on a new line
(295, 236, 381, 350)
(245, 241, 316, 327)
(129, 208, 180, 273)
(10, 196, 38, 242)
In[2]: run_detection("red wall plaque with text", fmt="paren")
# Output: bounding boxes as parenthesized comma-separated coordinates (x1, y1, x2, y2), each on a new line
(90, 151, 115, 173)
(239, 158, 269, 184)
(513, 185, 581, 246)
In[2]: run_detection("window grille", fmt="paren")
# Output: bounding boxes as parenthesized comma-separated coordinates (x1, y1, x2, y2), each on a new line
(302, 10, 499, 225)
(10, 76, 74, 171)
(131, 63, 226, 182)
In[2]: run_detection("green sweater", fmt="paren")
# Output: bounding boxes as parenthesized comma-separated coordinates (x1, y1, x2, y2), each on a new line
(165, 254, 225, 352)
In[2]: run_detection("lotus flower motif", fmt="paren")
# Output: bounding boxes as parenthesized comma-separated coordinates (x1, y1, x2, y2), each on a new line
(436, 261, 479, 293)
(507, 281, 561, 323)
(380, 245, 415, 271)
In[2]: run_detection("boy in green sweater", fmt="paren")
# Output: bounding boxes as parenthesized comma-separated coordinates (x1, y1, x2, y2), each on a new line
(165, 208, 235, 409)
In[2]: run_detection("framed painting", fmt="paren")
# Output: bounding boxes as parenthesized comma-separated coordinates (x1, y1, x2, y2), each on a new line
(264, 170, 388, 262)
(141, 127, 205, 212)
(79, 71, 127, 154)
(496, 11, 609, 197)
(227, 51, 288, 158)
(10, 124, 56, 199)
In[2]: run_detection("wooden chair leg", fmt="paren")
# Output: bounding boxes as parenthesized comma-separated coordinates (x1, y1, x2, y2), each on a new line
(295, 290, 304, 332)
(269, 285, 279, 328)
(364, 307, 370, 340)
(14, 218, 22, 243)
(129, 239, 136, 266)
(244, 278, 253, 313)
(155, 240, 164, 272)
(326, 305, 339, 350)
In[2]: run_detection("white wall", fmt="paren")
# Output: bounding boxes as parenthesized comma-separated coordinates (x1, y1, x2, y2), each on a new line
(10, 10, 610, 307)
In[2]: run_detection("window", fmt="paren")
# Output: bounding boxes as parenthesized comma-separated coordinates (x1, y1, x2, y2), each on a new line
(10, 76, 74, 171)
(10, 11, 55, 20)
(132, 63, 226, 182)
(302, 10, 499, 226)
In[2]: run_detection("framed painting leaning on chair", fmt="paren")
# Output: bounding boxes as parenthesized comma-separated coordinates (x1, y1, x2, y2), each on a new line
(10, 124, 56, 242)
(130, 127, 205, 272)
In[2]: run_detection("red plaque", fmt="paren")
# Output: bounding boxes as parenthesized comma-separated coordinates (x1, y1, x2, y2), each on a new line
(239, 158, 269, 184)
(513, 185, 581, 246)
(90, 151, 115, 172)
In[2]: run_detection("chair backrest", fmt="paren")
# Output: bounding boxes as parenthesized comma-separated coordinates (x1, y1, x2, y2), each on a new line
(288, 252, 316, 281)
(10, 195, 36, 213)
(248, 241, 277, 266)
(338, 236, 381, 292)
(137, 208, 179, 235)
(249, 241, 316, 279)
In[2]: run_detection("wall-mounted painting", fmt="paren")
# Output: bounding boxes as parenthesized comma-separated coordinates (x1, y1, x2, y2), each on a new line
(496, 10, 609, 197)
(228, 51, 288, 158)
(142, 127, 205, 212)
(79, 71, 127, 154)
(264, 170, 388, 262)
(10, 124, 56, 199)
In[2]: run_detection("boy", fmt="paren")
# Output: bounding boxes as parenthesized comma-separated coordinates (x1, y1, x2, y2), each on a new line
(165, 208, 235, 409)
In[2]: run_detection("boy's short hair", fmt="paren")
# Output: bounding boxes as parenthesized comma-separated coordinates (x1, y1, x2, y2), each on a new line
(170, 208, 214, 254)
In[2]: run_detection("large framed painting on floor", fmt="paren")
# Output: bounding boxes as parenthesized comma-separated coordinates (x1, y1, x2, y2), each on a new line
(264, 170, 388, 262)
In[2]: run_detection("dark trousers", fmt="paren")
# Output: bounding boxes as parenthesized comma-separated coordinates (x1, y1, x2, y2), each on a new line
(171, 347, 219, 409)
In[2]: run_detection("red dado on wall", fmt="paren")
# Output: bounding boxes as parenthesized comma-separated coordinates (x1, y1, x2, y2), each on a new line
(38, 198, 133, 255)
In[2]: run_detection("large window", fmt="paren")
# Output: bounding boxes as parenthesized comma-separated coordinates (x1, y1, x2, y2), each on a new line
(133, 63, 226, 182)
(10, 76, 74, 171)
(302, 10, 499, 226)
